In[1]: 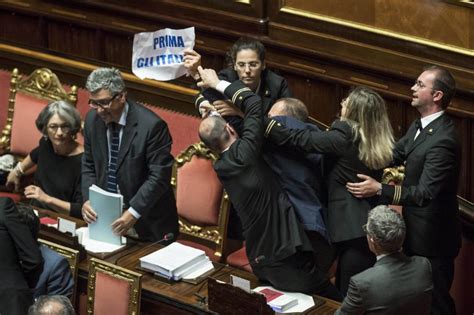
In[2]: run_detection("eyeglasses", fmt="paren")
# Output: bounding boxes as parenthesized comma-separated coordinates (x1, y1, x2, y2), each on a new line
(89, 93, 120, 109)
(47, 124, 72, 134)
(413, 80, 434, 91)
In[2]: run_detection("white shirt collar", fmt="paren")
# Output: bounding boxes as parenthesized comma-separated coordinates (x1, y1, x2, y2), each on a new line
(117, 102, 129, 127)
(420, 110, 444, 129)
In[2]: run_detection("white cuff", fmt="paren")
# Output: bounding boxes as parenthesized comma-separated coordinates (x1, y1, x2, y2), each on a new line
(127, 207, 141, 219)
(216, 80, 231, 94)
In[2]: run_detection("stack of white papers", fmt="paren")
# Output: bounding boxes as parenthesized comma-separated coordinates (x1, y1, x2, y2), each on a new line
(253, 286, 315, 313)
(76, 227, 125, 253)
(257, 288, 298, 312)
(139, 242, 214, 280)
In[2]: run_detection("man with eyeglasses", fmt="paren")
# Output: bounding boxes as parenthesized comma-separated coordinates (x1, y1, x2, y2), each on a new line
(335, 205, 432, 315)
(346, 66, 461, 314)
(81, 67, 179, 242)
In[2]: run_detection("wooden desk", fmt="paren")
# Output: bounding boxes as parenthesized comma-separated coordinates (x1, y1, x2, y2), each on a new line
(75, 243, 340, 315)
(37, 211, 340, 314)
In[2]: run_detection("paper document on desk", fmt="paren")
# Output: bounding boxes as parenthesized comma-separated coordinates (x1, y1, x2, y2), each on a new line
(76, 227, 125, 253)
(253, 286, 315, 313)
(140, 242, 211, 280)
(89, 185, 123, 246)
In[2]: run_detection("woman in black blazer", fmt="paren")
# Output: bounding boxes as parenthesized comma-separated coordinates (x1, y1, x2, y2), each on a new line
(265, 86, 394, 295)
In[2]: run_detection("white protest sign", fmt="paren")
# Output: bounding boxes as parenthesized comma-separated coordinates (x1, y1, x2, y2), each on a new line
(132, 27, 195, 81)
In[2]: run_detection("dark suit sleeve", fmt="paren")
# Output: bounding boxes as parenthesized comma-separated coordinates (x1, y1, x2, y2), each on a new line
(194, 68, 234, 110)
(47, 255, 74, 297)
(335, 278, 366, 315)
(3, 200, 43, 287)
(222, 81, 263, 163)
(81, 112, 97, 201)
(264, 119, 349, 156)
(129, 119, 174, 217)
(380, 135, 458, 207)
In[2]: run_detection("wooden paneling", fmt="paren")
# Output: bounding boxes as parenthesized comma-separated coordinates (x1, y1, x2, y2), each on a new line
(0, 10, 43, 47)
(282, 0, 472, 50)
(47, 21, 102, 60)
(285, 0, 376, 24)
(375, 0, 470, 48)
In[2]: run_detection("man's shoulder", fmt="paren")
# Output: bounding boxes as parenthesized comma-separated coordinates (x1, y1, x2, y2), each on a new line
(40, 245, 67, 264)
(128, 100, 166, 125)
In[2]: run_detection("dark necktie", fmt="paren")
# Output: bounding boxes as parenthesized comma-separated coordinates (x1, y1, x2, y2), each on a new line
(107, 122, 121, 193)
(415, 119, 423, 132)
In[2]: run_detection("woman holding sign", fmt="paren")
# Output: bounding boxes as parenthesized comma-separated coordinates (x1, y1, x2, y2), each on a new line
(185, 37, 292, 133)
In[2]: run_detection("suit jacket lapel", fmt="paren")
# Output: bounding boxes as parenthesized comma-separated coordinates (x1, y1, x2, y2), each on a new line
(117, 101, 137, 170)
(406, 115, 444, 155)
(95, 116, 108, 164)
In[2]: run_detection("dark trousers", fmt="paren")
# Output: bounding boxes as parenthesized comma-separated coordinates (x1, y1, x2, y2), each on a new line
(306, 230, 336, 272)
(427, 256, 456, 315)
(227, 204, 244, 241)
(252, 251, 343, 302)
(334, 237, 376, 296)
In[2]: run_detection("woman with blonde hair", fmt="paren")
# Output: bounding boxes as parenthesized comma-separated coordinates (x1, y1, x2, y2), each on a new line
(6, 100, 84, 218)
(265, 86, 394, 295)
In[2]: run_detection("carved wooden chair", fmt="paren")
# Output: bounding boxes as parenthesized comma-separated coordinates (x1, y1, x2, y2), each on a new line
(0, 68, 78, 155)
(0, 68, 78, 200)
(38, 238, 79, 304)
(171, 142, 230, 262)
(87, 258, 142, 315)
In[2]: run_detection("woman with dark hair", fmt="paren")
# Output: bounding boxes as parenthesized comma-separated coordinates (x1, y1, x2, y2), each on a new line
(265, 86, 395, 295)
(185, 37, 291, 129)
(6, 100, 83, 218)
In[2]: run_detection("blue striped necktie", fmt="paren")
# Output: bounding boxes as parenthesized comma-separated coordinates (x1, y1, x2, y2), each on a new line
(107, 122, 121, 193)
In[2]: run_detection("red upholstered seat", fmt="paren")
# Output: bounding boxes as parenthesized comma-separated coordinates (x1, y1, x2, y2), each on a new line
(145, 105, 200, 157)
(88, 258, 141, 315)
(176, 155, 222, 226)
(10, 93, 47, 156)
(172, 142, 230, 262)
(225, 244, 253, 273)
(0, 192, 22, 203)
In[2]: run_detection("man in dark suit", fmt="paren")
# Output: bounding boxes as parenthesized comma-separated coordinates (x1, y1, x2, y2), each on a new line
(347, 66, 461, 314)
(16, 205, 73, 298)
(265, 98, 334, 272)
(194, 66, 341, 300)
(185, 39, 291, 241)
(335, 205, 432, 314)
(81, 67, 179, 242)
(0, 197, 43, 315)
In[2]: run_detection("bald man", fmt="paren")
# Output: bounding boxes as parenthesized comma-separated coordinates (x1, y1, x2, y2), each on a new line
(194, 66, 341, 299)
